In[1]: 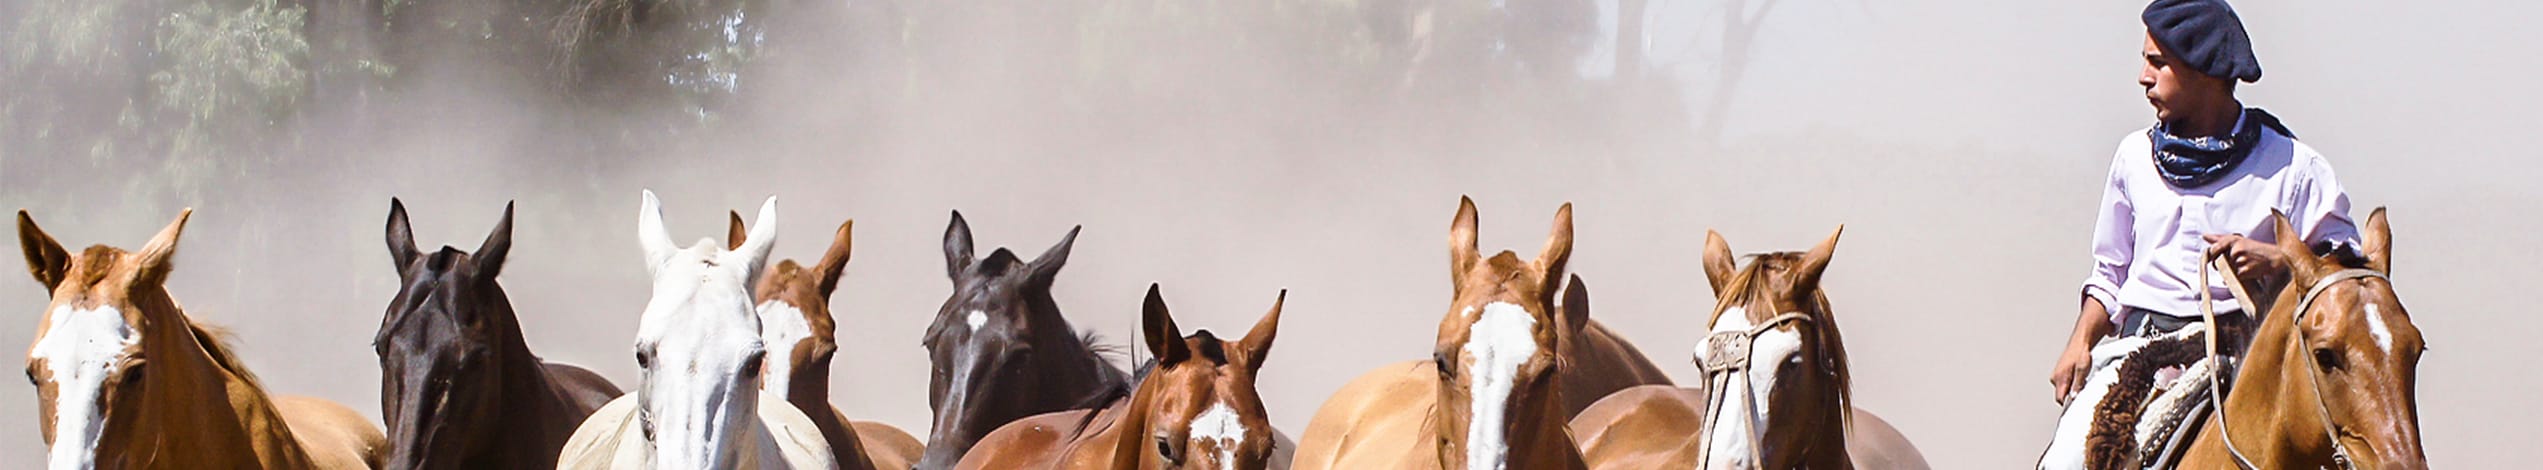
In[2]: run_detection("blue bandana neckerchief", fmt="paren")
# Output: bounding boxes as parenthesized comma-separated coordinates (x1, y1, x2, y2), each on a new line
(2149, 108, 2294, 189)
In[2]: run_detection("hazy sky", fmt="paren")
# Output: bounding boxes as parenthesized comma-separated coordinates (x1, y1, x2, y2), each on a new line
(2, 0, 2535, 468)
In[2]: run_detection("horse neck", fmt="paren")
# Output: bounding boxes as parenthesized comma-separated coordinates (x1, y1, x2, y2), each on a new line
(1026, 300, 1127, 400)
(2212, 287, 2339, 467)
(1503, 392, 1587, 470)
(123, 288, 311, 466)
(479, 295, 580, 425)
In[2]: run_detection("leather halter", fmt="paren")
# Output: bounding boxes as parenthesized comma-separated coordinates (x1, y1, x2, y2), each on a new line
(1694, 310, 1815, 468)
(2200, 253, 2383, 470)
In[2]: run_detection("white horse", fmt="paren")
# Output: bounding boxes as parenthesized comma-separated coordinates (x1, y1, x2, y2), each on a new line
(558, 191, 834, 470)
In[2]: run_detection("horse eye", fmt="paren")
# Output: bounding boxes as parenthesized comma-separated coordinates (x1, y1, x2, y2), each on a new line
(2313, 348, 2344, 371)
(23, 366, 35, 385)
(1433, 352, 1455, 378)
(635, 350, 653, 369)
(1154, 435, 1180, 463)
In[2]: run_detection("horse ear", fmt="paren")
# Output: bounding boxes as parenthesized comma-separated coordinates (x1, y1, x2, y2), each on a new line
(2359, 207, 2391, 273)
(471, 201, 515, 280)
(1702, 230, 1735, 294)
(732, 196, 781, 288)
(727, 210, 747, 251)
(131, 209, 192, 287)
(944, 211, 975, 280)
(387, 198, 419, 271)
(1535, 203, 1576, 294)
(1789, 225, 1843, 293)
(2266, 210, 2317, 281)
(638, 190, 677, 274)
(1449, 196, 1479, 286)
(18, 210, 71, 291)
(1557, 274, 1591, 340)
(814, 219, 854, 297)
(1237, 289, 1286, 374)
(1141, 284, 1189, 366)
(1025, 225, 1079, 286)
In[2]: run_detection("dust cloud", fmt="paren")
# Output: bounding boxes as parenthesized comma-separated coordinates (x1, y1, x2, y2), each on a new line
(0, 0, 2534, 467)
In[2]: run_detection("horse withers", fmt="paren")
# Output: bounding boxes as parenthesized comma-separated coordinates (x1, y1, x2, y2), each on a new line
(913, 211, 1133, 470)
(1567, 228, 1930, 470)
(375, 199, 621, 469)
(724, 211, 925, 470)
(955, 284, 1289, 470)
(19, 209, 386, 469)
(556, 192, 831, 469)
(1293, 197, 1592, 470)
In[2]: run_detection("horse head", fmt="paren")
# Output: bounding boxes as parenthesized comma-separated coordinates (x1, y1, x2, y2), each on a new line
(917, 211, 1119, 470)
(18, 209, 190, 469)
(1693, 227, 1852, 470)
(375, 199, 527, 469)
(1123, 284, 1282, 470)
(631, 191, 778, 469)
(1429, 196, 1581, 470)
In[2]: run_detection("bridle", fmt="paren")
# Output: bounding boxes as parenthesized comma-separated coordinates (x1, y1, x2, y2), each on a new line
(1694, 308, 1815, 469)
(2199, 253, 2383, 470)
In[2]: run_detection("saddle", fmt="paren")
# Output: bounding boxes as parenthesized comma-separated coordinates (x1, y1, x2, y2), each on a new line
(2038, 319, 2252, 470)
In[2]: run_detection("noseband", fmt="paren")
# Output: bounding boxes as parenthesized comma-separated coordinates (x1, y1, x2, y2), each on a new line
(1693, 310, 1814, 468)
(2201, 254, 2385, 470)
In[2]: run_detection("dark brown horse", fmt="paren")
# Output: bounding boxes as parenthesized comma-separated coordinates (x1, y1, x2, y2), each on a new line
(953, 284, 1287, 470)
(375, 199, 621, 469)
(726, 212, 926, 470)
(20, 209, 385, 469)
(915, 211, 1133, 470)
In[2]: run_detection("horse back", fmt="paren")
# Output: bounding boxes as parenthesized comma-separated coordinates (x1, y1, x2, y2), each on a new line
(953, 409, 1101, 470)
(1294, 360, 1444, 470)
(539, 361, 623, 413)
(849, 418, 926, 470)
(1846, 408, 1931, 470)
(1568, 385, 1703, 470)
(274, 394, 389, 470)
(1559, 320, 1675, 417)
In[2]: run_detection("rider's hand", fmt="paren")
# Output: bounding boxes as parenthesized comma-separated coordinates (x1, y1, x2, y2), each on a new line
(2050, 338, 2095, 406)
(2203, 234, 2288, 281)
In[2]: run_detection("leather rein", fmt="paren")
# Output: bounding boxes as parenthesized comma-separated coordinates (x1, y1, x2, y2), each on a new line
(2199, 251, 2382, 470)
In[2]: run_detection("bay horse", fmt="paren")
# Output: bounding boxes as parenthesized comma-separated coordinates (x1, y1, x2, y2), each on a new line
(914, 211, 1134, 470)
(723, 211, 926, 470)
(953, 284, 1287, 470)
(1293, 197, 1589, 470)
(2174, 208, 2427, 469)
(1568, 228, 1931, 469)
(18, 208, 386, 469)
(556, 191, 832, 469)
(374, 199, 622, 469)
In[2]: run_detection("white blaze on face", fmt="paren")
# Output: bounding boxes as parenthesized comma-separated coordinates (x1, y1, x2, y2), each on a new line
(2363, 303, 2394, 354)
(1696, 307, 1805, 470)
(966, 310, 987, 332)
(31, 305, 139, 470)
(755, 300, 814, 396)
(1461, 301, 1539, 470)
(1187, 401, 1249, 469)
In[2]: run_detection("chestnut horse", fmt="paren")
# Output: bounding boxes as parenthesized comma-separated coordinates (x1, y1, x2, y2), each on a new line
(1294, 197, 1589, 470)
(1568, 228, 1931, 469)
(954, 284, 1287, 470)
(914, 211, 1134, 470)
(19, 209, 386, 469)
(723, 212, 926, 470)
(556, 192, 831, 469)
(375, 199, 621, 469)
(2175, 209, 2427, 469)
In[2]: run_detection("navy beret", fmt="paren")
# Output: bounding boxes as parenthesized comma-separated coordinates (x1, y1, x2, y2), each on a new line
(2143, 0, 2262, 83)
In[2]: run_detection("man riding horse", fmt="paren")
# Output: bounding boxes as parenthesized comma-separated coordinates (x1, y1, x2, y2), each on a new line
(2047, 0, 2364, 405)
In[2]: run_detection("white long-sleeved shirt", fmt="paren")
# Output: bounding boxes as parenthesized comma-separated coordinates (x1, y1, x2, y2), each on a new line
(2082, 114, 2359, 319)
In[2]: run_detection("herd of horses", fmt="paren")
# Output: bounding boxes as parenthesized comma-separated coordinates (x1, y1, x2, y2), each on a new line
(16, 192, 2427, 469)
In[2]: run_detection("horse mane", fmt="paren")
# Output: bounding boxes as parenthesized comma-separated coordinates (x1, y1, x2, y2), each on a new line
(2311, 241, 2372, 270)
(188, 322, 267, 389)
(2083, 335, 2205, 470)
(1719, 252, 1856, 437)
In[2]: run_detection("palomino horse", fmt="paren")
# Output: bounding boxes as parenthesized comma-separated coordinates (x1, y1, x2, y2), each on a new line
(954, 284, 1287, 470)
(2174, 209, 2427, 469)
(556, 192, 831, 469)
(1569, 228, 1931, 469)
(375, 199, 622, 469)
(914, 211, 1134, 470)
(1294, 197, 1589, 470)
(18, 209, 386, 469)
(723, 211, 926, 470)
